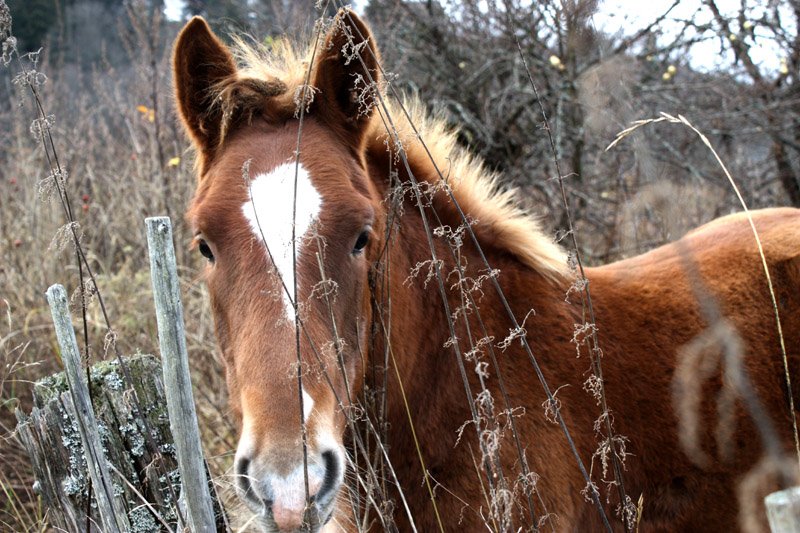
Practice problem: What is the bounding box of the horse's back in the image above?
[673,206,796,312]
[596,207,800,319]
[584,207,799,531]
[605,207,798,270]
[687,205,800,243]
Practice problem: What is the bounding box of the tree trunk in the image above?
[773,141,800,207]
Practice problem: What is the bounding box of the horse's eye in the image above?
[198,239,215,263]
[353,230,369,255]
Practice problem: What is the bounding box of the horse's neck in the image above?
[378,186,572,406]
[366,147,577,396]
[367,195,584,528]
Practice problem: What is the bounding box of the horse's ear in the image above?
[173,17,237,156]
[312,9,381,148]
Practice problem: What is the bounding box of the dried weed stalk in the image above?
[608,112,799,466]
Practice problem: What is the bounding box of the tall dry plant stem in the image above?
[507,16,633,531]
[302,10,440,528]
[607,112,800,467]
[291,9,321,511]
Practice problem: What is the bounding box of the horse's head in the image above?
[174,11,383,531]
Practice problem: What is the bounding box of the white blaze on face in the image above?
[242,162,322,318]
[302,388,314,423]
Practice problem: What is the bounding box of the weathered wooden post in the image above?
[15,352,184,532]
[766,486,800,532]
[147,216,217,533]
[44,284,129,532]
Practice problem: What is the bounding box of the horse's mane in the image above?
[217,32,568,283]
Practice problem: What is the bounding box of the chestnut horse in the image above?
[173,9,800,533]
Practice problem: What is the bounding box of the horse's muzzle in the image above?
[235,448,342,532]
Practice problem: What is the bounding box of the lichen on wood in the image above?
[14,353,213,532]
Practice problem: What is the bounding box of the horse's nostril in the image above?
[236,457,256,500]
[236,457,249,477]
[315,450,341,504]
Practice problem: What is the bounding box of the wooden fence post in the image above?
[45,284,129,532]
[146,216,217,533]
[766,486,800,532]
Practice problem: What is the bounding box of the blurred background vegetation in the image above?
[0,0,797,530]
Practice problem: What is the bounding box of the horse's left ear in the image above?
[173,17,237,163]
[312,9,381,149]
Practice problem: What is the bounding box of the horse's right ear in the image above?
[173,17,237,157]
[311,9,381,152]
